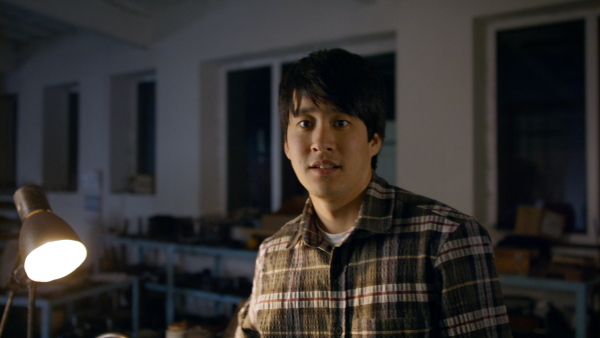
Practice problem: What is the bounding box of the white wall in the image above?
[5,0,584,262]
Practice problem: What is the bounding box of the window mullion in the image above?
[271,62,282,213]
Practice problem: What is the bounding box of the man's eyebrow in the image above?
[294,106,317,115]
[293,103,344,116]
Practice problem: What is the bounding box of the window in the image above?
[224,45,396,214]
[227,66,272,214]
[43,84,79,191]
[481,7,599,243]
[110,71,156,194]
[0,94,17,190]
[136,80,156,178]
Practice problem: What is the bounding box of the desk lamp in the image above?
[0,184,87,338]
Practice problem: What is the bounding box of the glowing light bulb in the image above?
[24,240,87,282]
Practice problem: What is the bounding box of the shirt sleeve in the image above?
[235,300,257,337]
[235,246,265,337]
[434,219,513,337]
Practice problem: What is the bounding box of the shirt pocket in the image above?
[352,316,432,337]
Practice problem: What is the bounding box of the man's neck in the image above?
[311,189,366,234]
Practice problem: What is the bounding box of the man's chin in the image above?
[306,184,342,200]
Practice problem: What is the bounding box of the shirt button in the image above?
[333,325,343,337]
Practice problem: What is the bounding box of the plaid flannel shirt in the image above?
[237,173,511,337]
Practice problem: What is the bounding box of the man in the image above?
[236,48,511,337]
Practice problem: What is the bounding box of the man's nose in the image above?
[311,124,334,152]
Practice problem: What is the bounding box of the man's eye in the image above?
[334,120,349,127]
[298,120,313,128]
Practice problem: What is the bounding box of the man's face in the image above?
[284,96,382,203]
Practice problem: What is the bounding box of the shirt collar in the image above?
[354,172,396,234]
[286,172,396,249]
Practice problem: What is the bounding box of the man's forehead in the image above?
[292,95,341,115]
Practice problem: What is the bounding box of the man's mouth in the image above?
[311,165,338,169]
[309,160,340,170]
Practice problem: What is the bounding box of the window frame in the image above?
[109,70,157,194]
[484,8,599,244]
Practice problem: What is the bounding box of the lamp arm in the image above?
[0,290,16,337]
[27,282,36,338]
[0,254,22,338]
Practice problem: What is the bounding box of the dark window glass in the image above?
[43,86,79,192]
[496,20,586,232]
[227,67,272,214]
[67,92,79,191]
[0,94,17,189]
[137,81,156,176]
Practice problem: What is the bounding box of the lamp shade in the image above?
[14,185,87,282]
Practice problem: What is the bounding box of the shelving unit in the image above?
[499,274,600,338]
[0,277,139,338]
[103,236,257,326]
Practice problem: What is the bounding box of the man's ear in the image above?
[369,133,383,157]
[284,139,291,160]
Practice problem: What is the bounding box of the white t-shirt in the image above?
[318,226,354,246]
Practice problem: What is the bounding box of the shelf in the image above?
[500,274,596,293]
[175,244,257,259]
[104,236,256,325]
[105,235,257,259]
[499,274,600,338]
[0,277,139,338]
[145,283,245,304]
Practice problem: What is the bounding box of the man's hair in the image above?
[279,48,388,169]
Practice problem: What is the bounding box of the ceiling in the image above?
[0,0,375,71]
[1,1,76,44]
[0,0,209,48]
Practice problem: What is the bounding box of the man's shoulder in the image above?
[371,173,475,223]
[386,188,490,249]
[257,214,302,250]
[395,188,475,223]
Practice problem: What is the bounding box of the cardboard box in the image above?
[494,247,537,275]
[260,214,296,231]
[231,226,279,250]
[132,174,154,194]
[514,206,565,240]
[539,264,593,281]
[514,206,544,236]
[540,210,565,240]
